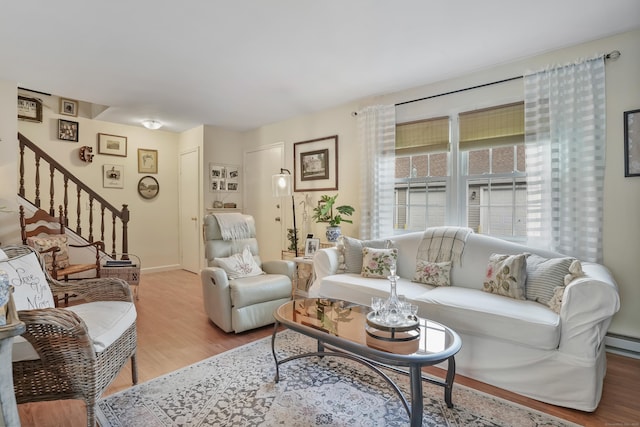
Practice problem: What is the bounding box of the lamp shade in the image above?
[272,173,292,197]
[142,119,162,130]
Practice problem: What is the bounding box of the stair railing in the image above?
[18,133,130,258]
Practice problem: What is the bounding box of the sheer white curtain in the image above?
[524,56,606,262]
[357,105,396,239]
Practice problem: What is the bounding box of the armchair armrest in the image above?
[48,276,133,303]
[558,263,620,359]
[262,260,295,278]
[17,308,96,362]
[200,266,233,332]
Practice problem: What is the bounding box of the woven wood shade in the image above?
[459,102,524,150]
[396,116,449,154]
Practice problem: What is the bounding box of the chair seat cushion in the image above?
[12,300,137,362]
[230,274,291,308]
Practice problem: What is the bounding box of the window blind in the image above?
[459,102,524,150]
[396,116,449,155]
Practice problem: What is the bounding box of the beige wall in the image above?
[203,125,244,211]
[241,29,640,339]
[13,91,182,272]
[0,82,18,244]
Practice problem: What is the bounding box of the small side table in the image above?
[292,257,315,298]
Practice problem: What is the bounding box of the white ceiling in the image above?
[2,1,639,133]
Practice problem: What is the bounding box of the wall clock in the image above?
[138,175,159,199]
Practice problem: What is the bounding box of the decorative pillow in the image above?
[413,260,452,287]
[0,251,55,310]
[214,246,264,280]
[337,236,393,274]
[361,247,398,279]
[26,235,70,272]
[525,255,580,305]
[545,259,585,314]
[482,253,527,300]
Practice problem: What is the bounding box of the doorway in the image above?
[179,147,201,273]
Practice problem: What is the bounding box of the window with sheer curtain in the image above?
[394,102,526,238]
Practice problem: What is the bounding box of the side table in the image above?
[292,257,315,298]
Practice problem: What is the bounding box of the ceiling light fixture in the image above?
[141,119,162,130]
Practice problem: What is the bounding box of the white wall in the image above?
[241,29,640,340]
[0,81,18,244]
[202,125,243,211]
[15,91,181,272]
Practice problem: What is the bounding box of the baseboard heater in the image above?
[605,333,640,359]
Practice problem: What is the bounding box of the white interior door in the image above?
[244,143,285,261]
[179,147,201,273]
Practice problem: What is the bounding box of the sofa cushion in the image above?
[482,253,527,300]
[526,254,576,305]
[337,236,391,274]
[12,300,137,361]
[361,247,398,278]
[413,260,452,287]
[415,286,560,350]
[214,246,264,279]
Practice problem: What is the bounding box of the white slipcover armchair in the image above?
[201,214,294,333]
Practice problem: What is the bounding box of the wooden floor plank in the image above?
[16,269,640,426]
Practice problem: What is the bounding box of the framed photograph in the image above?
[293,135,338,192]
[138,149,158,173]
[304,238,320,258]
[138,175,159,199]
[103,164,124,188]
[209,163,240,192]
[98,133,127,157]
[17,95,43,122]
[624,109,640,177]
[58,119,79,142]
[60,98,78,116]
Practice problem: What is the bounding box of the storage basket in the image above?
[100,254,141,299]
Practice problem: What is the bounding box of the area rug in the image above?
[96,330,580,427]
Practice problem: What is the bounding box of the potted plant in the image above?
[312,194,355,242]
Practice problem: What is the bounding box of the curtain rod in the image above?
[391,50,621,109]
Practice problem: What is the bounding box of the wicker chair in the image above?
[3,245,137,427]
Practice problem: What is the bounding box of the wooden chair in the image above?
[19,205,104,305]
[4,245,137,427]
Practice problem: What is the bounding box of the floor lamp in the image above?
[272,168,298,256]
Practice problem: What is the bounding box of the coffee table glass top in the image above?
[275,298,459,357]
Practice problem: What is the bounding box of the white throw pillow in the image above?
[0,251,55,310]
[361,247,398,279]
[214,246,264,280]
[413,260,452,287]
[525,254,578,305]
[482,253,527,300]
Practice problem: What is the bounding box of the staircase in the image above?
[18,133,130,258]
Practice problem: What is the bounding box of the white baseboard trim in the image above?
[141,264,182,274]
[605,333,640,359]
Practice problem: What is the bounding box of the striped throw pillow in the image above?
[525,255,575,305]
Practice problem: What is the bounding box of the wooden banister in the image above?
[18,133,130,258]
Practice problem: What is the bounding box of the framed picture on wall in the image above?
[103,164,124,188]
[624,109,640,177]
[293,135,338,192]
[59,98,78,117]
[98,133,127,157]
[138,149,158,173]
[58,119,79,142]
[17,95,43,122]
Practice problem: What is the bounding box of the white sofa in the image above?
[309,229,620,411]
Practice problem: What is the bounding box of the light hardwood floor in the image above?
[17,269,640,427]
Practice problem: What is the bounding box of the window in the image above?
[394,102,526,238]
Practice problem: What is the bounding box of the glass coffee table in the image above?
[272,298,462,427]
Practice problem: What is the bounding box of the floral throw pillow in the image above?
[26,235,71,272]
[214,246,264,280]
[482,253,527,300]
[361,247,398,279]
[413,260,452,287]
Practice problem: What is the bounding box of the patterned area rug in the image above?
[97,330,580,427]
